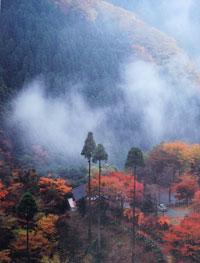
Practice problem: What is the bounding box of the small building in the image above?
[71,184,87,216]
[67,197,76,212]
[72,184,87,202]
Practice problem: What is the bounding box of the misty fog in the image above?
[10,59,200,166]
[8,0,200,167]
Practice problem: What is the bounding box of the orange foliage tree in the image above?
[162,141,190,165]
[164,213,200,262]
[12,230,51,262]
[39,177,72,214]
[172,173,198,205]
[38,214,59,237]
[0,170,75,262]
[1,182,24,212]
[39,177,71,195]
[146,141,200,185]
[0,250,11,263]
[146,141,190,186]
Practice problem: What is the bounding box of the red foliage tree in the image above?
[172,173,198,205]
[91,171,144,223]
[164,213,200,262]
[91,171,143,202]
[0,180,8,200]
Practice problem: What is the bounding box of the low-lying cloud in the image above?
[121,59,200,145]
[11,80,107,160]
[10,57,200,168]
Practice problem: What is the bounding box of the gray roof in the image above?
[72,184,87,201]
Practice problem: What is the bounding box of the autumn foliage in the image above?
[123,208,144,224]
[0,169,72,262]
[164,213,200,262]
[0,250,11,263]
[146,141,200,186]
[192,190,200,213]
[91,171,144,201]
[172,173,198,204]
[1,140,200,262]
[0,180,8,200]
[38,214,59,236]
[39,177,71,195]
[12,230,51,260]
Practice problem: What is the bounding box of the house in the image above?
[70,184,87,216]
[66,184,87,212]
[72,184,87,202]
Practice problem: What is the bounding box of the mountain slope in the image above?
[1,0,199,99]
[0,0,200,167]
[55,0,200,85]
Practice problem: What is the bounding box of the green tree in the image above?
[125,147,144,171]
[125,147,144,263]
[81,132,96,241]
[17,192,37,263]
[93,144,108,258]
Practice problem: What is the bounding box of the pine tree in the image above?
[93,144,108,258]
[17,192,37,263]
[125,147,144,263]
[81,132,96,241]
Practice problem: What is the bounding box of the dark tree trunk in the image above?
[132,166,137,263]
[155,195,158,216]
[26,218,30,263]
[97,160,101,258]
[158,184,161,204]
[169,186,171,204]
[88,158,92,241]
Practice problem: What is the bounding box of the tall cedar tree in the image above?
[93,144,108,257]
[81,132,96,240]
[125,147,144,263]
[17,192,37,263]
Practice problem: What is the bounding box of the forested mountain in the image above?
[0,0,131,105]
[1,0,199,100]
[0,0,200,167]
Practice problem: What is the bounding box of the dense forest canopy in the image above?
[0,0,130,103]
[1,0,200,168]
